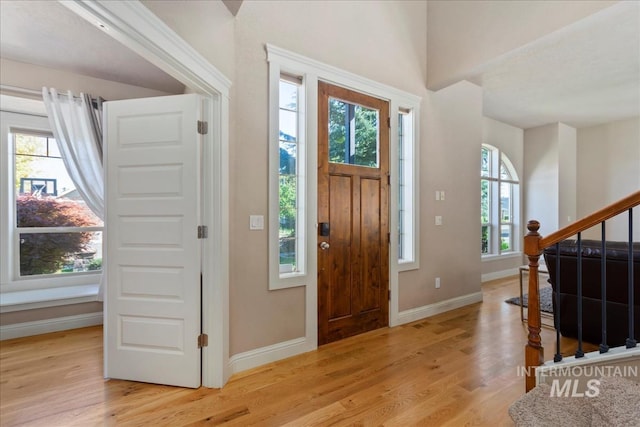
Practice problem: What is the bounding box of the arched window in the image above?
[481,144,520,255]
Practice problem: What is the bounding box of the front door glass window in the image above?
[328,98,379,168]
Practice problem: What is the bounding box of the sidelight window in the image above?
[397,109,416,267]
[278,76,303,276]
[269,67,307,289]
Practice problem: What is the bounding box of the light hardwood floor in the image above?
[0,277,593,426]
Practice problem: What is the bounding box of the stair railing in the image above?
[523,190,640,392]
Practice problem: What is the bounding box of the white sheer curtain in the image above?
[42,87,106,299]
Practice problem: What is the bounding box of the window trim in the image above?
[1,103,102,297]
[268,64,307,289]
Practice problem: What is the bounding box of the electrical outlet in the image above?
[435,277,441,289]
[435,216,443,226]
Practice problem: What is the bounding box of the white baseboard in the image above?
[228,292,483,375]
[396,291,483,325]
[482,268,519,282]
[229,336,315,375]
[0,312,103,340]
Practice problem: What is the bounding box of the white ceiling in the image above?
[1,1,638,130]
[0,0,185,94]
[469,1,640,129]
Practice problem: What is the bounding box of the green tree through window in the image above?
[328,99,378,167]
[278,79,300,271]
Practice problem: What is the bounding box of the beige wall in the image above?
[524,122,578,237]
[141,0,235,82]
[230,0,429,355]
[484,117,524,177]
[426,0,616,89]
[524,124,560,236]
[0,58,178,100]
[577,117,640,240]
[147,0,483,355]
[399,81,483,311]
[558,123,577,227]
[523,118,639,243]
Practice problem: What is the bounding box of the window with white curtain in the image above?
[1,105,103,296]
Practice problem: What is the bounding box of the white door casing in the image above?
[62,0,231,387]
[104,94,203,388]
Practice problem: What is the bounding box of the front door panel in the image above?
[318,82,390,345]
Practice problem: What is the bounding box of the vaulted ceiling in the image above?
[468,1,639,129]
[1,0,638,129]
[0,0,184,94]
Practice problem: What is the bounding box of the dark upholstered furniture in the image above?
[543,239,640,347]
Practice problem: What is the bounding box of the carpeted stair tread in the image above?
[590,376,640,426]
[510,376,640,426]
[509,383,593,427]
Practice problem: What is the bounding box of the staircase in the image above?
[511,191,640,426]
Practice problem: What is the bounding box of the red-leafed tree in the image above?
[17,195,100,276]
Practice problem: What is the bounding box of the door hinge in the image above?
[387,116,391,128]
[388,290,391,301]
[197,225,208,239]
[387,174,391,185]
[197,120,208,135]
[387,232,391,244]
[198,333,209,348]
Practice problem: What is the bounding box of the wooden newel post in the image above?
[524,220,544,392]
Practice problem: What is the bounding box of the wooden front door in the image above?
[317,82,390,345]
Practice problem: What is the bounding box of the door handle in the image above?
[319,241,330,250]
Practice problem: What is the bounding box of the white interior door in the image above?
[104,94,203,388]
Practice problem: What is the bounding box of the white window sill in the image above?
[0,284,100,313]
[398,260,419,272]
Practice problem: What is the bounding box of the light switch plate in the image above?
[250,215,264,230]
